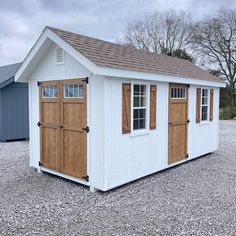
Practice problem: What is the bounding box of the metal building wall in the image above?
[0,82,29,142]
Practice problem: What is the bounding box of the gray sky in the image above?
[0,0,235,65]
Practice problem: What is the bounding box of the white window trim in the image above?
[171,87,186,99]
[42,85,58,98]
[63,84,84,98]
[56,47,65,65]
[130,81,150,136]
[200,87,210,124]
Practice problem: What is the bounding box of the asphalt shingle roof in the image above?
[48,26,221,83]
[0,62,21,86]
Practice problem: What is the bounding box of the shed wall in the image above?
[0,90,3,140]
[0,82,29,141]
[27,43,108,188]
[102,78,220,190]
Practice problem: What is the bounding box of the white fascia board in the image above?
[15,27,97,82]
[95,66,226,88]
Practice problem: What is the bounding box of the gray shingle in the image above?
[0,63,21,86]
[48,26,221,83]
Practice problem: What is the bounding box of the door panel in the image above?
[39,79,87,180]
[62,130,87,178]
[168,84,189,165]
[41,127,60,170]
[39,81,61,171]
[60,79,87,178]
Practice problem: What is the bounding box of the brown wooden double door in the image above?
[39,79,87,179]
[168,83,189,165]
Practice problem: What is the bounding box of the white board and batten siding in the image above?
[100,78,219,190]
[27,42,220,192]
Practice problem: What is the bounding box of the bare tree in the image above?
[120,9,193,60]
[191,9,236,107]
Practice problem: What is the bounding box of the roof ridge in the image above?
[47,26,192,64]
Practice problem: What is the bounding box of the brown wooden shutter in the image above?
[196,88,201,123]
[150,85,157,129]
[210,89,214,121]
[122,83,131,134]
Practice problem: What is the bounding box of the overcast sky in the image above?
[0,0,235,65]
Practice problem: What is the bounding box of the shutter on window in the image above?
[196,88,201,123]
[210,89,214,121]
[122,83,131,134]
[150,85,157,129]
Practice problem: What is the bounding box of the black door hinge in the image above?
[82,77,89,84]
[82,126,90,133]
[37,81,42,87]
[186,119,190,124]
[186,154,189,158]
[39,161,42,166]
[37,121,41,127]
[83,175,89,182]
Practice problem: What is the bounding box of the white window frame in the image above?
[64,84,84,98]
[42,85,58,98]
[200,88,210,123]
[171,87,186,99]
[130,81,150,136]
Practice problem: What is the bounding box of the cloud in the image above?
[0,0,235,65]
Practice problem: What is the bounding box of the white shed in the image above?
[15,26,225,192]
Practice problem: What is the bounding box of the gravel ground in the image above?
[0,121,236,235]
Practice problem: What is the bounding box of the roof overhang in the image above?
[0,77,14,89]
[15,27,226,88]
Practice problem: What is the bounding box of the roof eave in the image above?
[0,77,15,89]
[95,65,226,88]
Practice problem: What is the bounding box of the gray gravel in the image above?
[1,121,236,235]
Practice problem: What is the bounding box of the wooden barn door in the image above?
[39,81,61,171]
[60,80,87,179]
[168,84,189,165]
[39,79,87,180]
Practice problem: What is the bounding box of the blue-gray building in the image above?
[0,62,29,142]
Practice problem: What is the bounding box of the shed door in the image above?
[39,79,87,179]
[168,84,189,165]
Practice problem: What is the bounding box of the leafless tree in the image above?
[120,9,193,59]
[191,9,236,106]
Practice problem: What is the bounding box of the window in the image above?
[132,84,148,131]
[64,84,84,98]
[56,47,64,64]
[201,88,209,121]
[42,85,57,98]
[171,87,186,99]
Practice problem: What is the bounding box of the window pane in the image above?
[202,89,208,96]
[133,119,139,130]
[140,96,146,107]
[79,85,84,97]
[139,118,146,129]
[133,96,139,107]
[134,85,140,95]
[69,85,74,97]
[54,86,58,97]
[65,85,69,97]
[202,97,208,105]
[201,106,208,121]
[74,84,79,97]
[140,85,146,95]
[49,86,52,97]
[43,86,49,97]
